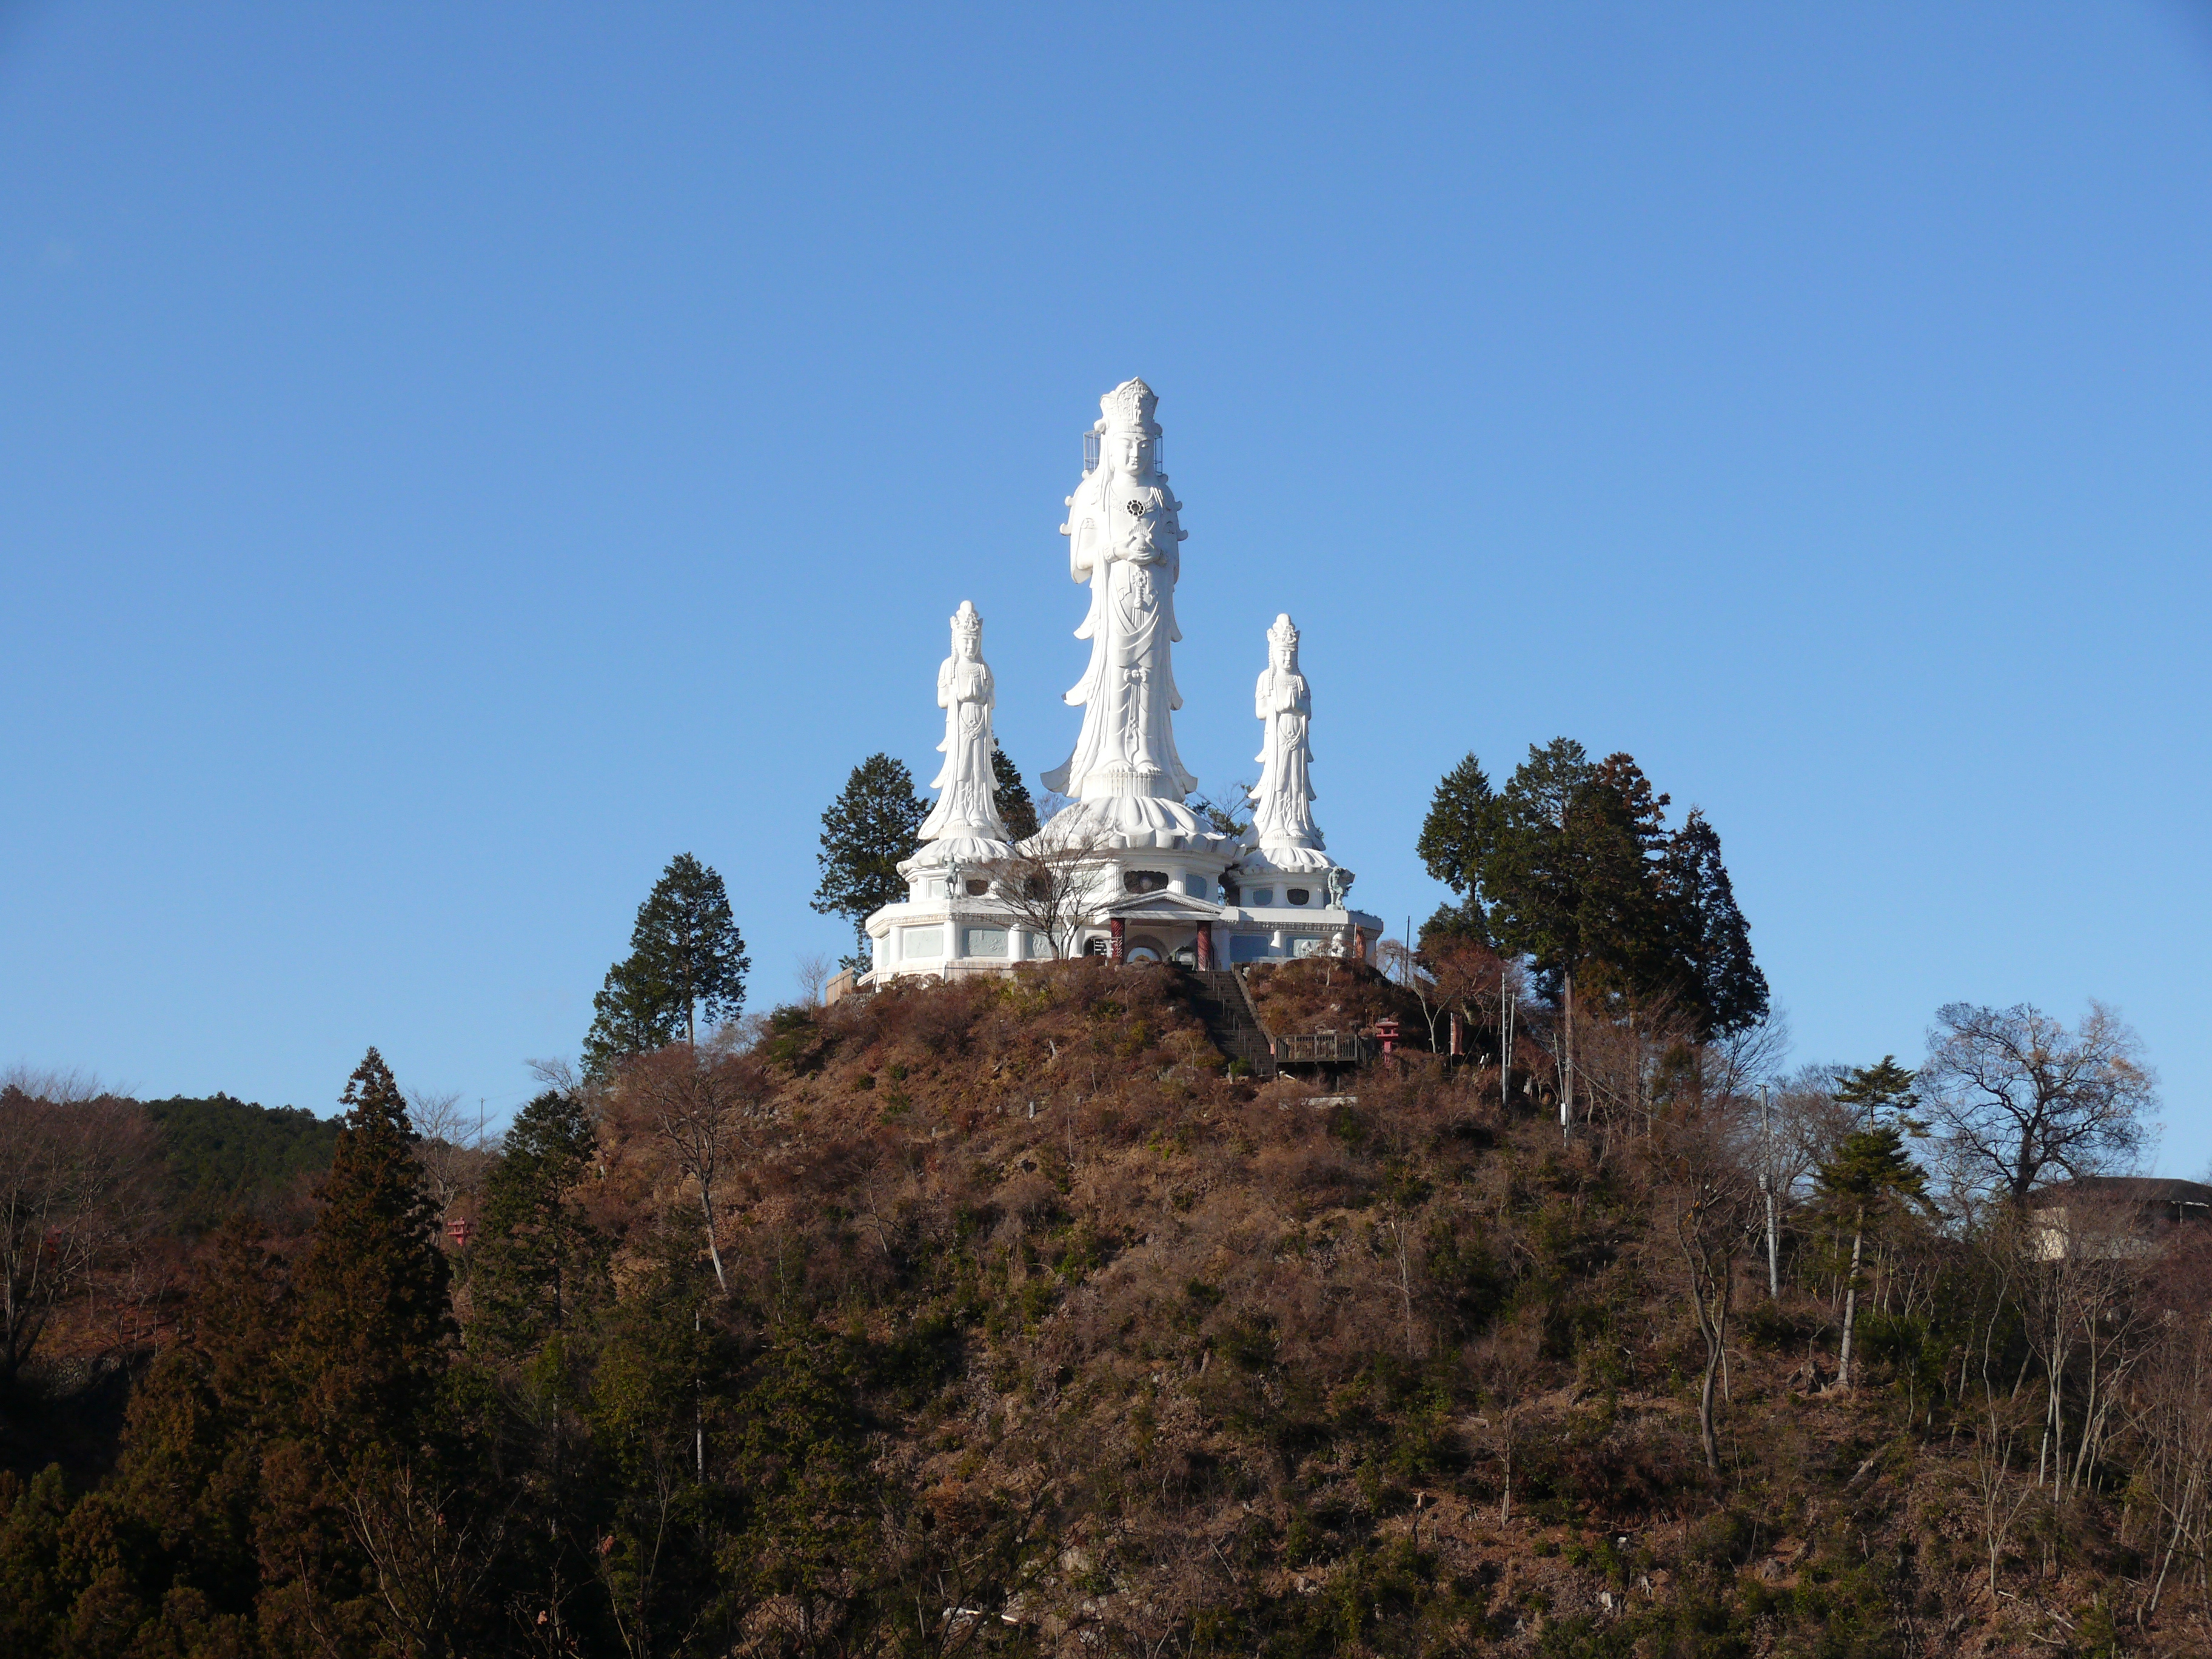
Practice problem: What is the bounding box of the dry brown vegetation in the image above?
[535,963,2205,1655]
[6,968,2200,1657]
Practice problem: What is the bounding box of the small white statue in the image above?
[1044,378,1198,806]
[916,602,1013,863]
[1245,614,1332,873]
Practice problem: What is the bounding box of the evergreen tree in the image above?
[1478,740,1659,1004]
[811,754,927,967]
[583,854,749,1074]
[582,955,680,1079]
[586,1242,736,1654]
[1415,740,1766,1036]
[284,1048,454,1457]
[0,1466,70,1653]
[1660,809,1771,1039]
[1558,751,1677,1004]
[470,1090,605,1362]
[1819,1058,1929,1388]
[92,1216,292,1637]
[631,853,748,1046]
[991,746,1039,842]
[468,1089,612,1651]
[1834,1054,1922,1132]
[1416,752,1498,921]
[244,1050,460,1651]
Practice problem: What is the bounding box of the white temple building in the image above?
[862,380,1383,983]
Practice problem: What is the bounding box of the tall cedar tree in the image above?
[1416,740,1768,1039]
[811,753,927,966]
[991,746,1040,842]
[637,853,748,1045]
[284,1048,454,1457]
[1660,808,1770,1037]
[241,1051,460,1650]
[467,1088,611,1650]
[581,956,679,1078]
[469,1089,606,1362]
[1471,740,1664,1006]
[1414,752,1497,947]
[583,853,749,1074]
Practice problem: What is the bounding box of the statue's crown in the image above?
[1099,377,1159,435]
[951,599,983,643]
[1269,612,1300,651]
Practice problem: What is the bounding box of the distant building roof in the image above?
[2029,1176,2212,1208]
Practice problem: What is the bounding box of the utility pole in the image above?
[1500,988,1515,1113]
[1560,977,1575,1145]
[1760,1084,1780,1298]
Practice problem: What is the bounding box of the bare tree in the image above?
[2020,1193,2148,1493]
[796,952,835,1007]
[1571,992,1703,1161]
[1465,1307,1543,1524]
[404,1087,493,1225]
[975,817,1121,960]
[1971,1393,2038,1601]
[1922,1002,2155,1205]
[1649,1098,1759,1470]
[2134,1241,2212,1616]
[344,1462,506,1658]
[1376,940,1447,1054]
[1704,1006,1792,1109]
[0,1072,157,1387]
[612,1047,768,1295]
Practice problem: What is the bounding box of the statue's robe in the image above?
[1044,464,1197,802]
[1250,664,1322,851]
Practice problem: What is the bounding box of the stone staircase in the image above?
[1187,968,1277,1079]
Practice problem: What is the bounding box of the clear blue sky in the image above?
[4,4,2208,1164]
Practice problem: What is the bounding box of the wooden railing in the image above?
[1273,1032,1375,1066]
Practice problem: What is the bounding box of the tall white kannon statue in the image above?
[851,382,1384,988]
[914,601,1013,863]
[1244,613,1333,874]
[1042,378,1212,841]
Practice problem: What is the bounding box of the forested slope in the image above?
[0,962,2197,1657]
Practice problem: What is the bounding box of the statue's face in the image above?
[1272,641,1294,672]
[1119,432,1148,477]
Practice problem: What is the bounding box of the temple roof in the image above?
[2028,1176,2212,1208]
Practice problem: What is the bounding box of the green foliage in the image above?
[284,1048,455,1456]
[991,745,1039,841]
[1415,752,1496,908]
[1817,1126,1929,1213]
[812,752,928,967]
[584,852,750,1073]
[468,1089,606,1363]
[0,1466,70,1653]
[1657,808,1769,1039]
[1415,740,1769,1037]
[632,851,751,1044]
[142,1094,339,1228]
[581,952,682,1078]
[1834,1055,1920,1131]
[1818,1062,1933,1248]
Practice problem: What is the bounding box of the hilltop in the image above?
[0,962,2194,1656]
